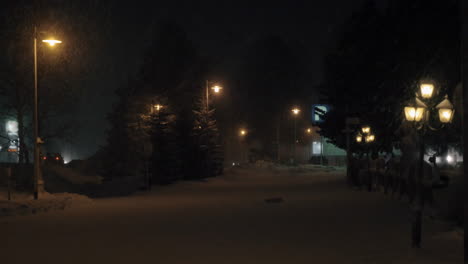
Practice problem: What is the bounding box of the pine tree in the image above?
[192,98,223,179]
[147,101,179,184]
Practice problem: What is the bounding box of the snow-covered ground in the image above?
[0,190,92,217]
[0,166,463,264]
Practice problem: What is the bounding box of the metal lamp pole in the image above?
[291,108,300,164]
[404,82,455,248]
[293,117,297,163]
[33,26,40,200]
[205,80,210,111]
[32,27,62,199]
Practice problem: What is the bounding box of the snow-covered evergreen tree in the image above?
[192,98,223,179]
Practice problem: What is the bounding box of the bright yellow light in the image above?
[154,104,163,111]
[42,39,62,46]
[306,128,312,133]
[404,106,425,122]
[435,95,454,123]
[211,85,222,93]
[356,134,362,143]
[366,134,375,143]
[438,108,453,123]
[292,108,300,115]
[420,83,434,99]
[361,126,371,134]
[240,129,247,136]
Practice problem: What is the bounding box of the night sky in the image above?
[69,0,386,160]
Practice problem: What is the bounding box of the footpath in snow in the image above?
[0,165,463,264]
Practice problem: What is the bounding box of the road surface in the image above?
[1,166,463,264]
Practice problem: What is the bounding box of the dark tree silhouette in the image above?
[318,0,460,153]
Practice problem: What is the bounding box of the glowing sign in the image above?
[6,120,18,135]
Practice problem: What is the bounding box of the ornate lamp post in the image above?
[403,81,454,248]
[355,125,375,191]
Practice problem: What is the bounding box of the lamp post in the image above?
[355,126,375,192]
[403,81,454,248]
[145,103,164,190]
[33,26,62,200]
[291,107,300,164]
[239,128,247,163]
[205,80,222,111]
[305,128,313,162]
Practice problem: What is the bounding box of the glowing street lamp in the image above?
[419,83,434,99]
[365,134,375,143]
[355,125,375,192]
[435,95,455,123]
[212,85,222,93]
[239,129,247,136]
[403,80,456,248]
[33,27,62,200]
[154,104,163,111]
[290,107,301,164]
[404,97,427,122]
[306,128,312,134]
[356,134,363,143]
[205,81,223,111]
[361,126,371,134]
[42,39,62,46]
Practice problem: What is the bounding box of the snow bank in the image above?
[0,191,92,217]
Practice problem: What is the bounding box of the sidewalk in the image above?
[0,167,463,264]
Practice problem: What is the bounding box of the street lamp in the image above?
[355,126,375,192]
[403,81,455,248]
[291,107,300,164]
[361,126,371,134]
[356,134,363,143]
[33,26,62,200]
[153,104,163,112]
[239,129,247,136]
[238,128,248,164]
[42,39,62,46]
[205,80,222,111]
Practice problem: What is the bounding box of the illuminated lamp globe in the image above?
[404,97,427,122]
[420,83,434,99]
[435,95,455,123]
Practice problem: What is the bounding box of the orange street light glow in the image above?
[212,85,222,93]
[42,39,62,46]
[154,104,163,111]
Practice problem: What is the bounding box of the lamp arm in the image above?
[413,122,424,131]
[426,122,444,131]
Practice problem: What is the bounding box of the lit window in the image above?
[312,141,322,155]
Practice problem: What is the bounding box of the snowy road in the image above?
[1,167,463,264]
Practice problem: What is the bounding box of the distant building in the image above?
[309,104,346,166]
